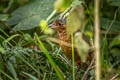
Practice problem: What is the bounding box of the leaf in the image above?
[12,15,41,31]
[110,35,120,48]
[101,18,120,32]
[71,0,82,7]
[107,0,120,7]
[0,78,3,80]
[7,62,19,80]
[101,37,109,66]
[67,5,85,35]
[22,72,39,80]
[3,0,14,13]
[0,14,9,21]
[23,33,32,41]
[0,45,6,54]
[0,22,5,30]
[0,70,14,80]
[0,14,9,29]
[6,0,54,31]
[111,48,120,54]
[74,32,90,62]
[0,61,4,73]
[54,0,71,12]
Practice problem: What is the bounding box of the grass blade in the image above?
[22,72,39,80]
[7,61,19,80]
[35,33,64,80]
[0,70,14,80]
[71,34,75,80]
[16,53,40,75]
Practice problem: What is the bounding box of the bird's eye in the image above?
[58,21,63,27]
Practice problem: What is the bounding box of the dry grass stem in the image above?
[94,0,101,80]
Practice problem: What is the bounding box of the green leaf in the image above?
[7,62,19,80]
[67,5,85,35]
[0,70,14,80]
[0,22,5,30]
[0,61,4,72]
[0,45,6,54]
[23,33,32,41]
[12,15,41,31]
[101,18,120,32]
[74,32,90,62]
[54,0,71,12]
[111,48,120,54]
[0,78,3,80]
[71,0,82,7]
[110,35,120,48]
[0,14,9,21]
[107,0,120,6]
[6,0,54,31]
[3,0,14,13]
[22,72,39,80]
[101,36,109,67]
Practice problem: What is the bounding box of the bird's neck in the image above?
[56,28,71,43]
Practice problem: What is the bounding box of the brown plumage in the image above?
[50,19,93,66]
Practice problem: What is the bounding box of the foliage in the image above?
[54,0,71,12]
[0,0,120,79]
[6,0,54,31]
[67,5,85,35]
[107,0,120,6]
[101,18,120,32]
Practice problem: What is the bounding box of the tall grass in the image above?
[34,33,64,80]
[71,34,75,80]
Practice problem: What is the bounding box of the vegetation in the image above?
[0,0,120,80]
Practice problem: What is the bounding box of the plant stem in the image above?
[94,0,101,80]
[71,34,75,80]
[46,10,56,22]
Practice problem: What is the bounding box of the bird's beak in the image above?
[48,24,55,29]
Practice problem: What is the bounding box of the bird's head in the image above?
[49,19,66,31]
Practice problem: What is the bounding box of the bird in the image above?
[49,19,93,67]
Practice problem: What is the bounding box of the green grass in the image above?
[71,34,75,80]
[0,28,120,79]
[35,33,64,80]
